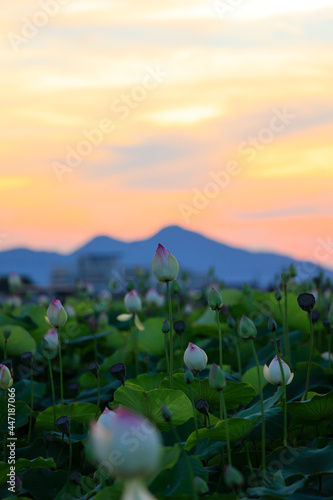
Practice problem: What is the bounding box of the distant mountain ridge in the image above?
[0,225,330,287]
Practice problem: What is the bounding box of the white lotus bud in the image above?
[184,342,208,372]
[263,356,294,385]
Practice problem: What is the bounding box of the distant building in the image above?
[77,254,118,290]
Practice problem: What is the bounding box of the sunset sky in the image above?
[1,1,333,269]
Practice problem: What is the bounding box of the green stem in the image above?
[234,337,242,376]
[48,357,57,429]
[58,329,64,414]
[166,282,174,389]
[67,434,72,493]
[219,391,231,465]
[28,367,34,443]
[95,373,100,419]
[250,339,266,476]
[189,384,199,441]
[216,309,223,369]
[180,333,184,368]
[4,340,7,360]
[304,312,314,400]
[244,440,256,486]
[328,333,331,370]
[164,332,169,380]
[197,372,201,398]
[284,287,291,367]
[131,318,138,377]
[272,336,287,446]
[170,421,197,500]
[93,336,98,362]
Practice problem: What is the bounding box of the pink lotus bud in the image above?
[124,290,142,313]
[8,272,22,290]
[46,298,68,328]
[88,407,161,479]
[0,364,13,390]
[152,244,179,283]
[41,329,59,359]
[263,355,294,385]
[184,342,208,372]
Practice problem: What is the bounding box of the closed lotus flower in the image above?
[184,343,208,372]
[0,364,13,390]
[46,298,68,328]
[41,329,59,359]
[124,290,142,314]
[88,407,161,479]
[152,244,179,283]
[263,356,294,385]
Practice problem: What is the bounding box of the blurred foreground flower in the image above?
[88,407,161,499]
[46,298,68,328]
[263,356,294,385]
[184,343,208,372]
[152,244,179,283]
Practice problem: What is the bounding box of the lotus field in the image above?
[0,244,333,500]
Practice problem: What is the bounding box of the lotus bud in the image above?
[55,416,71,436]
[263,355,294,385]
[224,465,244,490]
[184,343,208,372]
[161,319,170,334]
[195,476,209,496]
[267,316,277,333]
[38,294,49,307]
[124,290,142,314]
[87,361,99,378]
[274,288,282,301]
[209,363,226,391]
[297,293,316,312]
[238,315,257,340]
[65,304,76,318]
[173,320,185,335]
[41,329,59,359]
[195,399,209,415]
[184,369,194,384]
[145,288,165,307]
[20,352,33,368]
[46,298,68,328]
[88,407,161,479]
[289,264,297,278]
[281,272,290,285]
[110,363,126,384]
[208,287,223,310]
[227,315,236,330]
[0,364,13,390]
[152,243,179,283]
[3,328,11,341]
